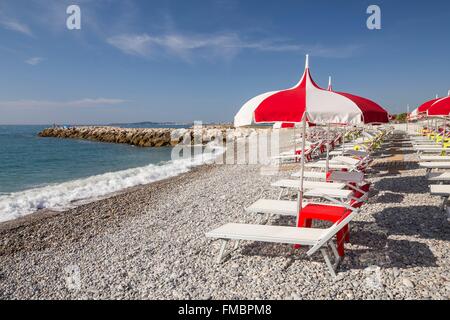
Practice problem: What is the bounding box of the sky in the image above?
[0,0,450,125]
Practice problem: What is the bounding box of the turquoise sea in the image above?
[0,124,217,222]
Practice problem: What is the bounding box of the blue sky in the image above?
[0,0,449,124]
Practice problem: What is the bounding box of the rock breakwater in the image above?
[38,126,263,147]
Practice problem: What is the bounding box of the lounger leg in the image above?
[256,213,266,224]
[441,196,449,211]
[329,242,342,265]
[336,231,345,257]
[344,225,350,243]
[216,239,229,264]
[321,248,337,278]
[304,219,312,228]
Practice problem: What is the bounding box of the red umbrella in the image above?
[427,93,450,116]
[417,96,442,115]
[427,92,450,147]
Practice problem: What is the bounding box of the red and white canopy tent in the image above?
[234,56,389,127]
[233,55,389,227]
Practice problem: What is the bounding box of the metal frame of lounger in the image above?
[206,199,360,277]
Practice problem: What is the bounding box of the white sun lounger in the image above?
[415,147,448,155]
[430,184,450,210]
[420,156,450,162]
[290,170,365,184]
[303,188,353,202]
[293,171,328,180]
[206,209,358,277]
[245,198,355,221]
[329,150,369,158]
[412,141,437,145]
[332,156,362,166]
[420,162,450,173]
[413,144,443,149]
[271,180,345,190]
[246,199,299,217]
[271,180,345,199]
[305,162,353,170]
[428,171,450,182]
[327,171,365,183]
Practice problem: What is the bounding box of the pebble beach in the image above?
[1,139,450,300]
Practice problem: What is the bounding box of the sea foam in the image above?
[0,147,223,223]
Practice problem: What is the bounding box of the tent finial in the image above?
[448,90,450,96]
[305,54,309,69]
[328,76,332,91]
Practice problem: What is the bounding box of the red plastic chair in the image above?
[297,183,371,257]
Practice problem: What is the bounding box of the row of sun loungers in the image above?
[411,128,450,218]
[206,127,391,277]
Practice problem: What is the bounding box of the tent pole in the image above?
[342,126,346,155]
[326,122,330,172]
[443,118,447,148]
[296,113,307,228]
[436,119,439,141]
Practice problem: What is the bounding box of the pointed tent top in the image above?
[305,54,309,69]
[327,76,333,91]
[448,90,450,96]
[436,94,439,99]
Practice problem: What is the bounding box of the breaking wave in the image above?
[0,147,223,223]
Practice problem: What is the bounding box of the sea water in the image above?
[0,125,217,222]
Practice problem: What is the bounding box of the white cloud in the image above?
[25,57,44,65]
[107,34,154,56]
[107,32,361,61]
[0,98,126,108]
[0,17,33,36]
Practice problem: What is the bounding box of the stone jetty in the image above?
[38,126,263,147]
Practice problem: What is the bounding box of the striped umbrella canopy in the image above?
[427,92,450,116]
[234,55,389,127]
[427,92,450,147]
[326,76,389,124]
[413,96,442,117]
